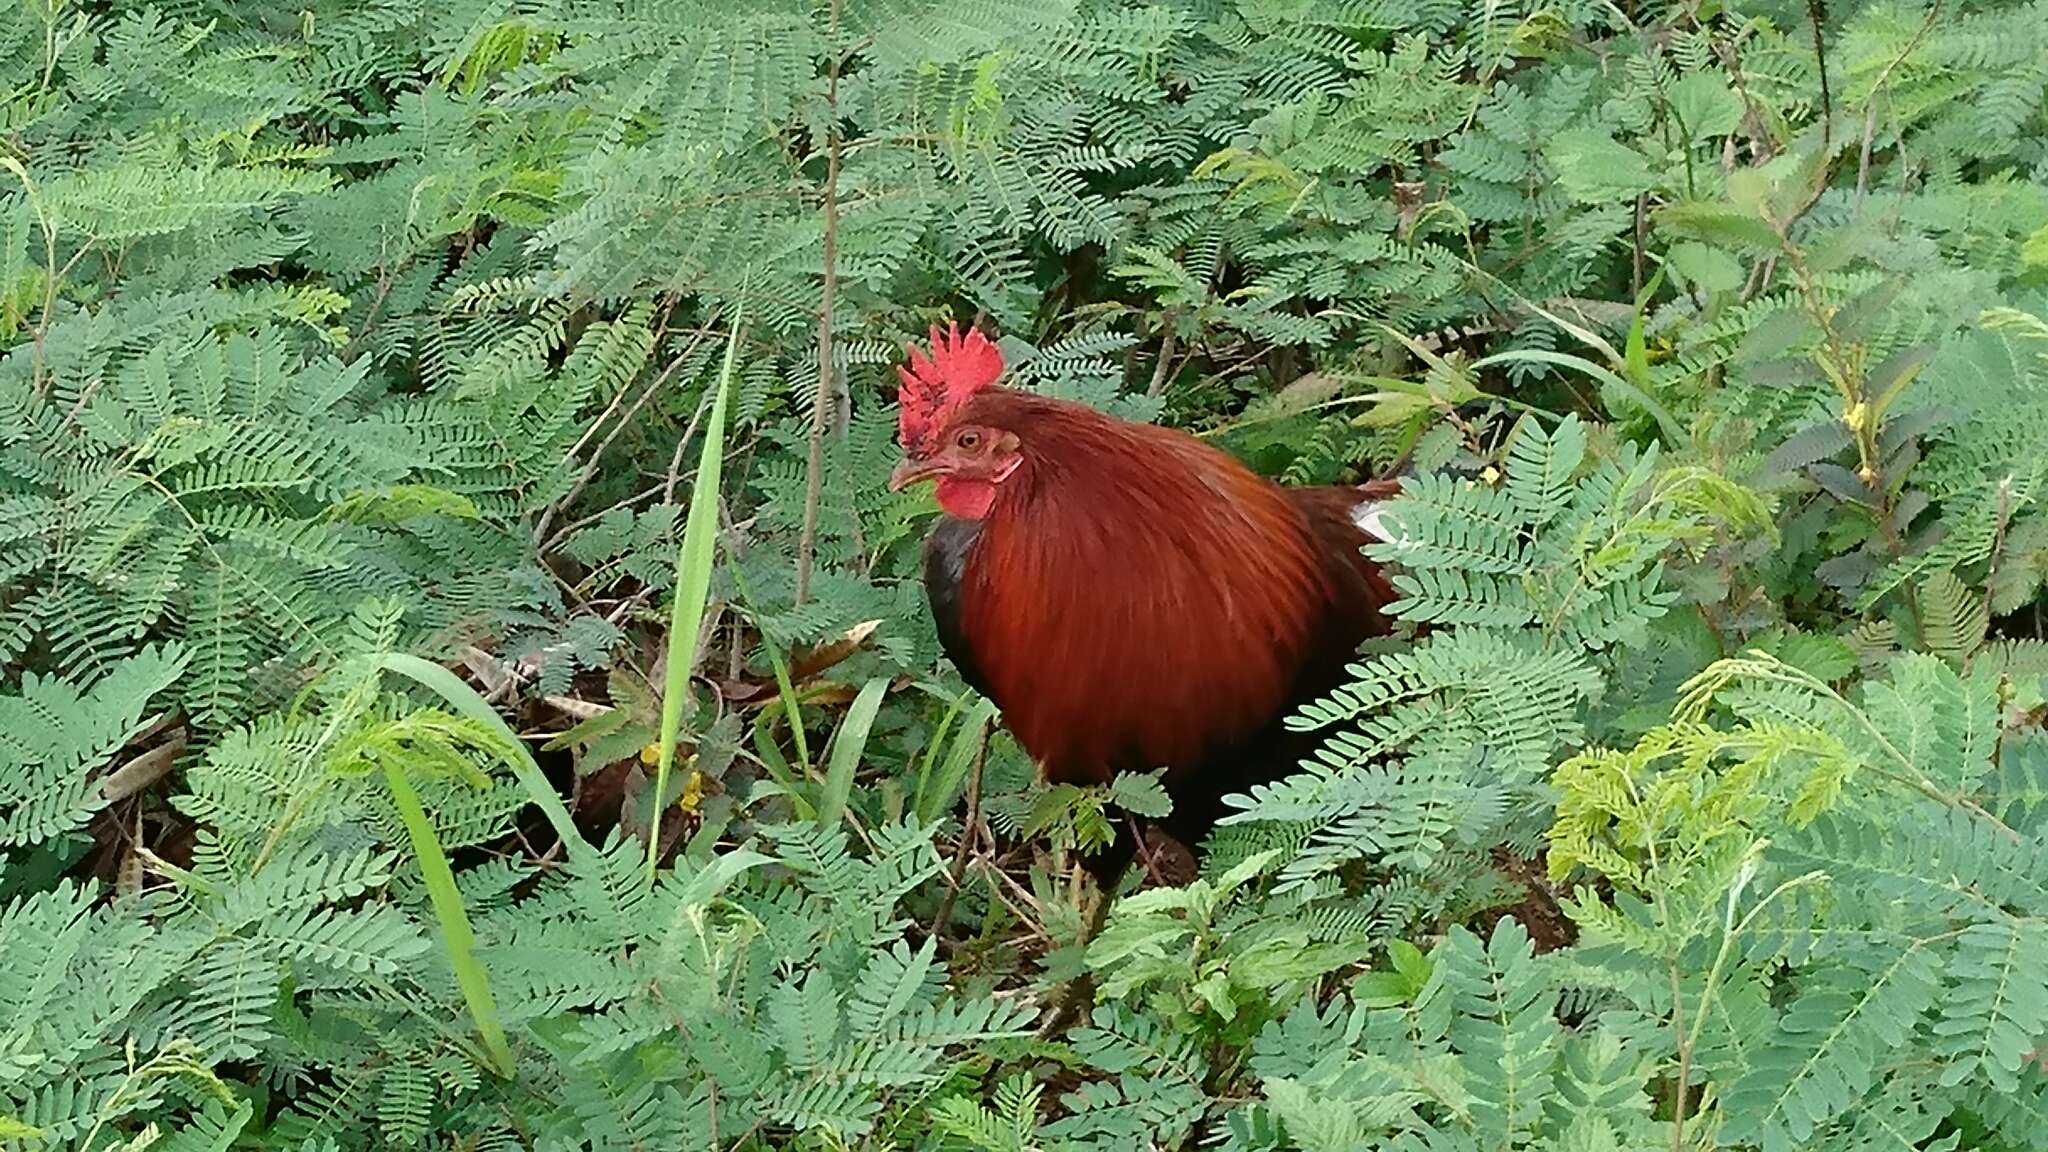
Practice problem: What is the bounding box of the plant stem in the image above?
[1853,2,1940,217]
[796,0,845,607]
[932,741,988,937]
[1669,960,1690,1152]
[1146,310,1180,399]
[1807,0,1833,152]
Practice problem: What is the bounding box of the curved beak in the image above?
[888,457,944,492]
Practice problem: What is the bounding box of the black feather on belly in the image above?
[923,516,990,697]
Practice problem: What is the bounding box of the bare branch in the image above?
[1144,310,1180,399]
[796,0,847,606]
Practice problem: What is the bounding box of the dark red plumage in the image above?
[890,327,1405,889]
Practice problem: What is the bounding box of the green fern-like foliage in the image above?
[1545,646,2048,1152]
[5,0,2048,1147]
[0,645,182,852]
[1220,414,1766,934]
[0,317,560,730]
[1372,414,1769,646]
[0,842,427,1144]
[470,821,1034,1146]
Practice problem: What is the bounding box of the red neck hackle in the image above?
[896,321,1004,456]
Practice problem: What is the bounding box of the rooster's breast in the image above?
[950,500,1342,788]
[922,516,992,698]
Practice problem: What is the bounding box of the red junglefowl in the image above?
[888,323,1408,905]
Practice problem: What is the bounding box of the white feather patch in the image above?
[1352,500,1415,549]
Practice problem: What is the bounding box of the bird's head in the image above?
[888,322,1024,519]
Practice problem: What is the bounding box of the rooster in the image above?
[888,323,1408,903]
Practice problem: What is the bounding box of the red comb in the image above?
[897,322,1003,454]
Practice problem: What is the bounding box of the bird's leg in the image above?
[1041,882,1107,1037]
[1039,821,1137,1036]
[1130,815,1162,884]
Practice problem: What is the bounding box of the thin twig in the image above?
[1853,2,1940,216]
[37,241,99,413]
[1145,311,1180,399]
[1709,28,1778,168]
[561,310,663,465]
[1807,0,1833,152]
[1984,474,2016,606]
[982,862,1056,948]
[339,264,398,364]
[1130,817,1162,883]
[540,383,717,554]
[541,482,669,552]
[1738,254,1777,306]
[931,741,988,935]
[663,412,698,505]
[534,323,712,547]
[1668,961,1693,1152]
[1631,194,1647,301]
[795,0,846,607]
[98,729,189,803]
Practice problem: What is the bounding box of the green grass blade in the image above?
[650,319,743,882]
[371,652,584,858]
[919,695,999,824]
[818,676,888,830]
[1623,265,1666,388]
[730,558,811,777]
[1472,347,1686,443]
[759,631,812,774]
[910,695,964,818]
[380,756,515,1078]
[368,649,600,1080]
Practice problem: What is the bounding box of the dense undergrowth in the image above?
[3,0,2048,1148]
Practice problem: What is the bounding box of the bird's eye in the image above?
[956,431,981,449]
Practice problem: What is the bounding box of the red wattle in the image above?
[935,476,997,520]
